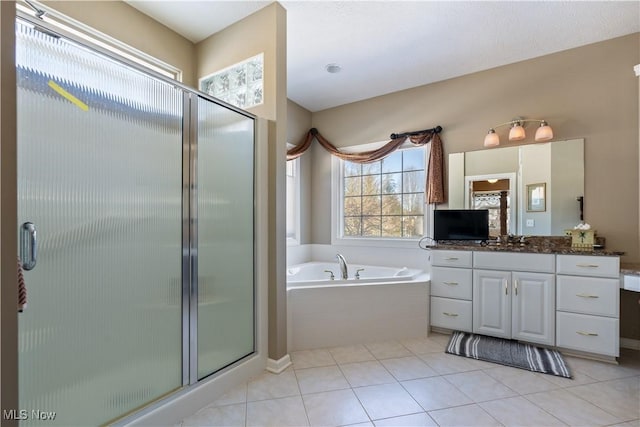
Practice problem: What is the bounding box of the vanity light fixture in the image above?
[484,118,553,147]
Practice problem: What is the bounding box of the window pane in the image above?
[362,216,381,237]
[403,193,424,215]
[382,194,402,215]
[344,162,361,177]
[403,216,424,237]
[361,195,381,216]
[344,196,361,216]
[381,151,402,173]
[382,173,402,194]
[362,175,381,195]
[403,170,425,193]
[402,148,425,171]
[344,217,361,236]
[362,161,381,175]
[382,216,402,237]
[344,176,362,196]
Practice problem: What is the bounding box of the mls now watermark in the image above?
[3,409,57,421]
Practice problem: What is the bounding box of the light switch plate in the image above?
[526,219,535,227]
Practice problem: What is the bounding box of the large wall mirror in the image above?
[448,139,584,236]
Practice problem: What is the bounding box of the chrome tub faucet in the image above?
[336,253,348,279]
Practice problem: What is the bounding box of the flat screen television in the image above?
[434,209,489,241]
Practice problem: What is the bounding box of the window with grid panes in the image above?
[342,147,425,238]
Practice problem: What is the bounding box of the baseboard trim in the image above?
[266,354,292,374]
[620,338,640,350]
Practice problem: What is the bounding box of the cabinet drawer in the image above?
[556,255,619,278]
[430,297,472,332]
[473,252,555,273]
[557,275,619,317]
[431,267,472,300]
[556,312,619,357]
[430,250,472,268]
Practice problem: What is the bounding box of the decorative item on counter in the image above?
[567,222,596,251]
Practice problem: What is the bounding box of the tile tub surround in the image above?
[177,333,640,427]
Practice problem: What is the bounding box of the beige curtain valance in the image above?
[286,127,445,204]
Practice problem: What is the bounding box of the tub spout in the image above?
[336,253,348,279]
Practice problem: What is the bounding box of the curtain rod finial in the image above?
[434,126,442,134]
[310,128,318,136]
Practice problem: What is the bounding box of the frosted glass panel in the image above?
[16,21,183,426]
[197,97,255,379]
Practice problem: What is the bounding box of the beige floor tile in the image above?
[428,403,501,427]
[247,370,300,401]
[541,365,599,387]
[302,389,369,427]
[567,356,640,381]
[444,370,517,402]
[610,420,640,427]
[380,356,438,381]
[207,382,247,407]
[354,383,423,420]
[400,337,445,355]
[479,396,565,426]
[330,344,376,364]
[525,388,622,426]
[246,396,309,427]
[291,348,336,369]
[340,360,396,387]
[419,352,480,374]
[567,376,640,421]
[483,366,559,394]
[365,341,413,360]
[296,365,350,394]
[401,376,472,411]
[182,403,246,427]
[343,422,374,427]
[373,412,437,426]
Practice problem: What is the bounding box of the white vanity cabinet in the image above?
[473,252,556,346]
[556,254,620,357]
[429,250,473,332]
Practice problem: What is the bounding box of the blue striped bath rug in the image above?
[446,331,572,378]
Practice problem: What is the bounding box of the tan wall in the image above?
[287,100,312,244]
[197,3,289,360]
[311,33,640,262]
[42,1,197,87]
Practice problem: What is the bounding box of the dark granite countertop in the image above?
[428,236,624,257]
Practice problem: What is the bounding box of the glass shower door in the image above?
[196,96,255,379]
[16,21,183,425]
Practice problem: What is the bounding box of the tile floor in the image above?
[179,333,640,427]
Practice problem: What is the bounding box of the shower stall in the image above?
[15,14,263,426]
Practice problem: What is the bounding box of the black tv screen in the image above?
[434,209,489,241]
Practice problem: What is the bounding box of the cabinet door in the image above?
[512,272,555,346]
[473,269,511,338]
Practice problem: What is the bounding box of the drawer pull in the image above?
[577,331,599,337]
[443,281,459,286]
[576,263,600,268]
[576,293,599,299]
[445,257,459,261]
[443,312,459,317]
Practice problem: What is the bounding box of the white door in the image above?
[511,272,555,345]
[473,269,511,338]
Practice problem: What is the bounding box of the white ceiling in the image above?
[125,1,640,112]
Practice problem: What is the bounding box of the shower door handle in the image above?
[20,222,37,271]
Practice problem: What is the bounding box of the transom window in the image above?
[341,147,425,238]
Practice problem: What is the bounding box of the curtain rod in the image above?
[390,126,442,140]
[309,126,443,139]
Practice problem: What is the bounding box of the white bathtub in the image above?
[286,262,430,351]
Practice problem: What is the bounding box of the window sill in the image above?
[331,236,422,249]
